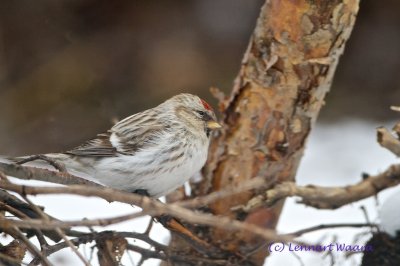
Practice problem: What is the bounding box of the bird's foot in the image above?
[132,189,150,197]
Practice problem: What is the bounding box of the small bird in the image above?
[11,93,221,198]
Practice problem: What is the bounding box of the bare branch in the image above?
[96,234,127,266]
[16,155,67,173]
[0,201,49,248]
[0,162,102,187]
[390,106,400,112]
[34,231,166,260]
[126,244,228,265]
[377,127,400,156]
[2,219,52,266]
[0,188,65,243]
[22,195,90,266]
[0,181,291,244]
[178,177,265,208]
[241,164,400,211]
[0,211,144,230]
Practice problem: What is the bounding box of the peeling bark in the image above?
[168,0,360,265]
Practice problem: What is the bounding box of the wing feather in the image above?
[65,110,166,157]
[65,132,117,157]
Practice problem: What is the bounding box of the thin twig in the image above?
[359,206,372,226]
[0,188,63,242]
[0,162,102,187]
[143,217,154,235]
[0,182,291,244]
[0,201,49,248]
[29,231,168,265]
[178,177,265,208]
[136,218,155,265]
[241,164,400,211]
[22,195,91,266]
[31,231,167,262]
[0,189,42,219]
[16,155,67,173]
[377,127,400,156]
[0,201,31,220]
[0,213,144,230]
[9,225,52,266]
[127,244,228,265]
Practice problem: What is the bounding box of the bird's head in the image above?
[165,93,221,137]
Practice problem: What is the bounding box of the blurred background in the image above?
[1,1,400,265]
[0,0,399,155]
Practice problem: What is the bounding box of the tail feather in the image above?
[0,153,103,186]
[1,154,59,170]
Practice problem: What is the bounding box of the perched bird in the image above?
[10,93,221,198]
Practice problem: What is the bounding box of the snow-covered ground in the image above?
[267,120,400,266]
[4,120,400,265]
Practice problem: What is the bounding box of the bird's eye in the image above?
[196,110,206,117]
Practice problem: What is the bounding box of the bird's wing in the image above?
[65,111,165,157]
[65,132,118,157]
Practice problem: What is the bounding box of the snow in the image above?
[267,120,400,266]
[379,191,400,237]
[3,120,400,265]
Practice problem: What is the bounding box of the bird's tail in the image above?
[0,153,100,184]
[0,154,62,170]
[0,156,12,164]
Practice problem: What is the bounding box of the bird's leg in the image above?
[132,189,150,197]
[16,155,67,172]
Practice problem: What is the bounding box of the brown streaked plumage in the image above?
[14,93,221,197]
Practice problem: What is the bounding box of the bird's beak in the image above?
[206,120,222,129]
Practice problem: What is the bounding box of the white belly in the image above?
[90,142,209,197]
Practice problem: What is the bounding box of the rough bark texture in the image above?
[168,0,360,265]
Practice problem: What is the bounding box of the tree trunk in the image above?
[168,0,360,265]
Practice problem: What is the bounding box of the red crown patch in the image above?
[200,99,213,111]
